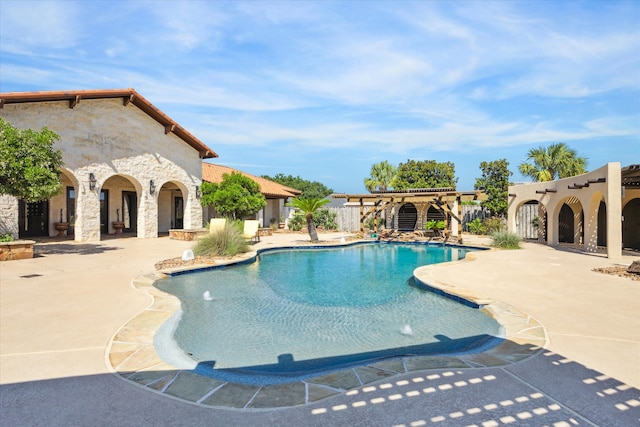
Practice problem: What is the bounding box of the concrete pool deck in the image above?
[1,232,639,426]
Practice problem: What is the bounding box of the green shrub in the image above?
[483,217,505,234]
[425,220,446,231]
[0,233,14,242]
[313,208,338,230]
[467,218,486,235]
[193,221,248,257]
[287,213,305,231]
[491,230,521,249]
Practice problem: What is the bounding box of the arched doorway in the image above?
[558,203,574,243]
[157,181,187,234]
[426,205,445,222]
[622,198,640,251]
[597,201,607,247]
[101,175,141,237]
[398,203,417,231]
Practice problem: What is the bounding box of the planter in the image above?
[0,240,35,261]
[112,221,125,234]
[54,222,70,237]
[169,228,208,241]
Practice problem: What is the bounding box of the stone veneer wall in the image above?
[0,98,204,242]
[0,195,19,237]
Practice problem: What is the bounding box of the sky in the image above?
[1,1,639,194]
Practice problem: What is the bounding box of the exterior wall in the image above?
[508,163,622,259]
[0,195,19,238]
[0,99,203,242]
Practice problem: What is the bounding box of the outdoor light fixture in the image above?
[150,180,156,195]
[195,185,201,199]
[89,173,97,191]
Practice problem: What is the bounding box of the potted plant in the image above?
[112,208,125,234]
[53,208,69,236]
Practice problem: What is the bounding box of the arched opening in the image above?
[514,200,539,240]
[18,168,78,238]
[597,201,607,247]
[101,175,141,237]
[157,181,187,234]
[397,203,417,231]
[558,203,574,243]
[426,205,445,222]
[622,198,640,251]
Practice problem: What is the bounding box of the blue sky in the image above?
[1,1,638,193]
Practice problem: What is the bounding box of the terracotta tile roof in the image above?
[202,163,302,199]
[0,88,218,159]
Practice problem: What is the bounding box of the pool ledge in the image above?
[106,247,548,411]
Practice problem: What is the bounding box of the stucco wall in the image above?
[508,163,623,259]
[0,98,203,241]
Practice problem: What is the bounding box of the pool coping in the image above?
[106,241,548,410]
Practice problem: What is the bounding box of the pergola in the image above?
[334,188,487,243]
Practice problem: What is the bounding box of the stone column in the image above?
[75,183,100,242]
[0,195,19,239]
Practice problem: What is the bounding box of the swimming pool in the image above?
[154,242,504,385]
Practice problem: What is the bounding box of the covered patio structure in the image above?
[334,188,486,243]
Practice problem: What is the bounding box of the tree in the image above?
[200,172,266,220]
[0,118,64,201]
[287,197,330,242]
[390,159,458,190]
[519,142,587,182]
[475,159,512,218]
[262,174,333,199]
[364,160,397,192]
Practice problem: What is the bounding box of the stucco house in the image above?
[0,89,217,242]
[201,163,301,228]
[507,162,640,259]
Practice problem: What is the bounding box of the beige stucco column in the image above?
[605,163,622,259]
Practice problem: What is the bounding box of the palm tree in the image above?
[287,197,330,242]
[519,143,587,182]
[364,161,397,192]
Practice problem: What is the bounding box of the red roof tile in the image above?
[202,163,301,198]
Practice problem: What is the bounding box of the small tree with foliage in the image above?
[475,159,512,218]
[391,160,457,190]
[287,197,330,242]
[364,160,396,192]
[0,118,64,201]
[519,142,587,182]
[262,174,333,199]
[200,172,266,220]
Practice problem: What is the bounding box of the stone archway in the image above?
[101,174,142,237]
[398,203,417,231]
[157,180,188,233]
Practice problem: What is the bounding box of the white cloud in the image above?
[0,0,80,51]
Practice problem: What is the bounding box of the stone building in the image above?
[0,89,217,242]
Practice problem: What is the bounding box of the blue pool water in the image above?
[154,243,503,384]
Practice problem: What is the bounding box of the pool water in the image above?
[154,243,504,384]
